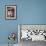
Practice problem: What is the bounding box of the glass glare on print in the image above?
[7,7,14,17]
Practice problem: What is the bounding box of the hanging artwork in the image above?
[5,5,16,20]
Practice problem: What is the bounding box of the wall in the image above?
[0,0,46,44]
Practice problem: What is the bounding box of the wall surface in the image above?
[0,0,46,45]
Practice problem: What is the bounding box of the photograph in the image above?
[18,24,46,46]
[5,5,16,20]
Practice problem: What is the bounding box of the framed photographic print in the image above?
[5,5,16,20]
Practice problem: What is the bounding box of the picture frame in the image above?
[5,5,16,20]
[18,24,46,42]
